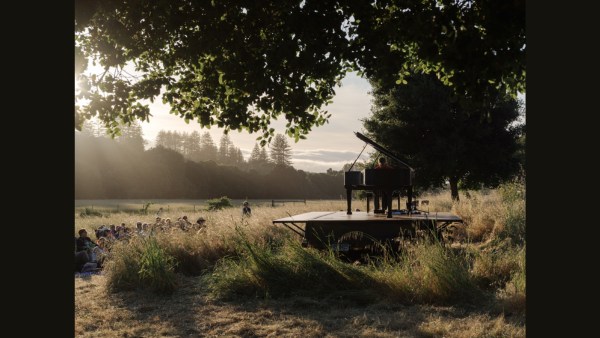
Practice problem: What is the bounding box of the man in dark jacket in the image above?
[76,229,97,252]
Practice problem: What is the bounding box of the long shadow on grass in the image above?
[192,236,525,336]
[104,235,524,336]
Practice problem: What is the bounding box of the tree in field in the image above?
[199,132,218,162]
[270,134,293,167]
[75,1,525,140]
[364,73,523,201]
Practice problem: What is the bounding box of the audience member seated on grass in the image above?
[75,237,86,272]
[152,217,166,232]
[194,217,207,232]
[139,223,150,236]
[178,216,192,231]
[91,237,109,268]
[75,249,90,272]
[117,226,131,240]
[109,224,117,237]
[75,231,102,273]
[95,226,110,240]
[77,229,97,253]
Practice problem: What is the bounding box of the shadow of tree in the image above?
[100,275,524,337]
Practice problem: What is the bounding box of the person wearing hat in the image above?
[242,201,252,216]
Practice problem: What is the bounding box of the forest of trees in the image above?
[75,124,344,200]
[152,128,294,173]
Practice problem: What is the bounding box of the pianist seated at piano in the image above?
[375,157,392,169]
[374,157,393,212]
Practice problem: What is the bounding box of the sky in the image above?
[140,72,375,173]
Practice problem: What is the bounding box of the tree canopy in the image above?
[364,73,524,200]
[75,0,525,143]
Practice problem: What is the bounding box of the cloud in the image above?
[292,159,350,172]
[289,148,372,173]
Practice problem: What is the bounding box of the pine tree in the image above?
[183,131,202,161]
[218,133,233,165]
[199,132,218,162]
[270,134,292,166]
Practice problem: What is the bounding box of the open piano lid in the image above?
[355,132,414,171]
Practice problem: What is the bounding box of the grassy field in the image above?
[75,198,309,215]
[75,183,525,337]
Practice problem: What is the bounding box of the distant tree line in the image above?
[154,129,293,172]
[75,127,344,200]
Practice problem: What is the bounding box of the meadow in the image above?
[75,181,525,337]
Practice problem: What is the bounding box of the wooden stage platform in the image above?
[273,211,463,251]
[273,211,462,224]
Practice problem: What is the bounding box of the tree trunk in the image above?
[449,177,460,201]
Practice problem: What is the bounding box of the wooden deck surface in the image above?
[273,211,462,223]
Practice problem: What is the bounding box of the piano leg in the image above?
[385,189,393,218]
[406,186,413,213]
[346,188,353,215]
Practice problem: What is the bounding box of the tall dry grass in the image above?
[75,182,525,308]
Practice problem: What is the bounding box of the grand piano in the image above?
[344,132,415,218]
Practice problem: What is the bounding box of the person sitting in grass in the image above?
[109,224,117,237]
[194,217,207,232]
[76,229,100,271]
[75,237,89,272]
[91,237,109,269]
[119,226,132,241]
[178,215,192,231]
[140,223,150,236]
[76,229,97,253]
